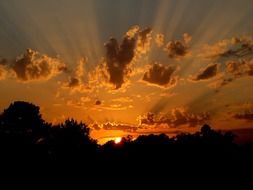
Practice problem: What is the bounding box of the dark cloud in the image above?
[199,36,253,89]
[220,39,253,59]
[210,59,253,90]
[142,62,177,87]
[104,26,138,89]
[164,33,192,59]
[171,108,209,127]
[139,112,156,126]
[99,26,154,89]
[67,77,80,87]
[12,49,67,81]
[136,27,152,54]
[102,122,138,132]
[202,36,253,60]
[65,58,87,89]
[0,58,7,65]
[193,63,218,81]
[89,123,101,130]
[139,108,209,128]
[233,112,253,121]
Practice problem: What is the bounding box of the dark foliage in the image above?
[0,101,252,170]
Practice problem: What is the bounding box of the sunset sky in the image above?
[1,0,253,144]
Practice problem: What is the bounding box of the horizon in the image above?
[2,100,253,145]
[1,0,253,144]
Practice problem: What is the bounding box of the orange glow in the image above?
[114,137,122,144]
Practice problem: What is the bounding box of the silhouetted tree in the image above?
[201,124,212,136]
[0,101,48,145]
[0,101,44,129]
[46,119,98,161]
[0,101,52,162]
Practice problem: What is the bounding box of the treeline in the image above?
[0,101,252,165]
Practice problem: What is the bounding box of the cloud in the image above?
[0,58,8,80]
[197,36,253,90]
[139,108,209,128]
[94,104,132,111]
[136,27,152,54]
[225,58,253,77]
[142,62,178,88]
[102,122,138,132]
[164,33,192,59]
[209,59,253,90]
[0,65,8,80]
[126,25,140,38]
[0,58,7,65]
[111,97,133,103]
[91,98,133,111]
[208,77,233,90]
[170,108,209,127]
[200,36,253,60]
[89,123,101,130]
[67,58,86,88]
[155,34,165,48]
[103,26,139,89]
[89,122,138,132]
[183,33,192,44]
[65,97,92,108]
[225,60,246,76]
[226,103,253,122]
[89,26,154,90]
[233,111,253,121]
[11,49,67,81]
[62,58,92,92]
[192,63,218,81]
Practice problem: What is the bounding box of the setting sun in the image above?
[114,137,122,144]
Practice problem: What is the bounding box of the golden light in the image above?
[114,137,122,144]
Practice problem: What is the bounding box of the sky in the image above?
[1,0,253,144]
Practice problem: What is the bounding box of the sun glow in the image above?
[114,137,122,144]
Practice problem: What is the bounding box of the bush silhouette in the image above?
[0,101,47,145]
